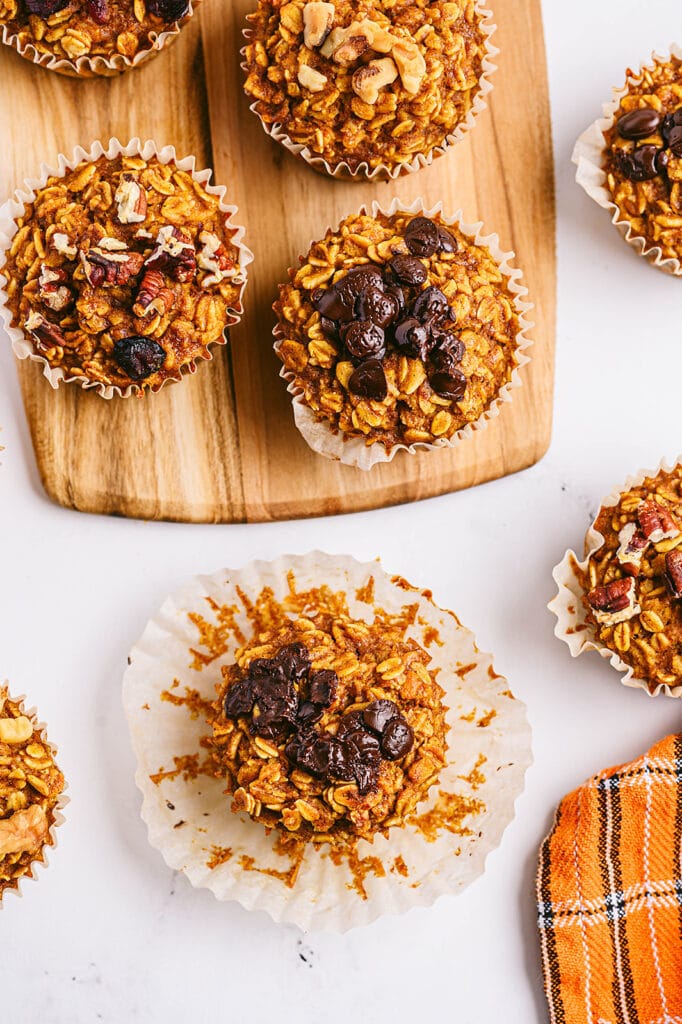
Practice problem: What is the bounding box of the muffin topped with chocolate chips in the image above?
[1,151,247,393]
[242,0,493,176]
[0,0,195,72]
[275,209,524,455]
[208,610,448,843]
[604,53,682,264]
[576,465,682,693]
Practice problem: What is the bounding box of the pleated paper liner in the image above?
[123,552,532,931]
[549,455,682,698]
[273,197,534,470]
[573,43,682,276]
[0,136,253,398]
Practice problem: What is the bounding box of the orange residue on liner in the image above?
[238,834,306,889]
[141,702,150,710]
[160,684,213,720]
[328,843,386,900]
[410,790,485,843]
[206,845,233,870]
[419,619,443,648]
[149,752,214,786]
[188,597,244,670]
[459,753,487,790]
[355,576,375,604]
[477,709,497,728]
[391,855,409,877]
[456,662,477,679]
[460,708,477,722]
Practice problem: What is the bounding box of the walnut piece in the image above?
[197,230,238,288]
[302,1,334,49]
[0,805,48,858]
[615,522,648,577]
[51,232,77,259]
[665,549,682,598]
[297,63,328,93]
[332,31,368,66]
[0,716,32,744]
[392,37,427,95]
[352,57,398,105]
[24,310,66,350]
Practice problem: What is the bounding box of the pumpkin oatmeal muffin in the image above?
[207,604,448,844]
[242,0,495,177]
[275,207,526,461]
[0,686,65,898]
[0,146,248,395]
[0,0,197,76]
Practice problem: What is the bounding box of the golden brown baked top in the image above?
[275,210,521,450]
[0,688,64,897]
[577,466,682,692]
[2,154,245,392]
[207,603,448,844]
[242,0,488,173]
[0,0,190,63]
[604,54,682,262]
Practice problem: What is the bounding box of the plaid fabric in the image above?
[537,734,682,1024]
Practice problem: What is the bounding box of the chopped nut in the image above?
[24,310,66,350]
[0,717,32,744]
[37,264,72,312]
[80,243,145,287]
[145,225,196,283]
[51,232,77,259]
[615,522,648,576]
[114,174,148,225]
[0,805,48,858]
[665,549,682,598]
[352,57,398,105]
[297,63,328,93]
[392,37,427,95]
[302,1,334,49]
[332,31,368,67]
[586,577,639,625]
[133,269,175,318]
[197,230,238,288]
[637,500,679,543]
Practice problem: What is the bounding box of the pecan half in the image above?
[637,500,679,542]
[80,241,145,288]
[586,577,639,624]
[665,549,682,599]
[145,225,196,283]
[24,310,65,350]
[38,264,72,312]
[302,1,334,49]
[615,522,648,577]
[133,269,175,318]
[114,174,147,225]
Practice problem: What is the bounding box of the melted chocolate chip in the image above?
[24,0,69,13]
[436,226,458,253]
[660,108,682,144]
[348,359,388,401]
[394,317,433,360]
[223,678,255,718]
[343,320,386,363]
[113,336,166,380]
[314,286,355,323]
[404,217,440,258]
[667,125,682,157]
[275,642,310,680]
[146,0,189,19]
[336,265,385,308]
[320,316,340,342]
[413,286,451,324]
[362,699,399,735]
[296,702,325,726]
[430,342,464,376]
[386,284,406,318]
[429,368,467,400]
[307,669,337,707]
[389,255,428,286]
[615,145,660,182]
[356,286,399,329]
[381,718,414,760]
[617,107,662,140]
[286,733,331,776]
[656,149,670,174]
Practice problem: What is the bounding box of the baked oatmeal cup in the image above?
[574,45,682,275]
[123,552,532,929]
[274,202,532,468]
[0,686,65,901]
[0,138,251,397]
[242,0,497,179]
[551,458,682,697]
[0,0,199,77]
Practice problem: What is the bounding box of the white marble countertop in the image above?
[2,2,682,1021]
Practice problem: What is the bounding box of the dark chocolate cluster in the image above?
[23,0,188,21]
[311,217,466,404]
[223,642,415,795]
[614,106,682,182]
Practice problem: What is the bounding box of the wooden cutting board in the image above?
[0,0,555,522]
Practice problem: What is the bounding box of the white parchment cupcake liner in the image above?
[273,197,533,470]
[549,455,682,698]
[0,136,253,399]
[1,1,200,78]
[123,552,532,931]
[241,3,497,181]
[0,684,68,908]
[573,43,682,276]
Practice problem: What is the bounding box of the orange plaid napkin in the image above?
[537,734,682,1024]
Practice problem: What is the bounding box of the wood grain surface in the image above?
[0,0,555,522]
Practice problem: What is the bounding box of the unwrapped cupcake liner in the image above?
[273,197,534,470]
[0,136,253,398]
[240,3,498,181]
[549,455,682,699]
[0,685,68,908]
[573,43,682,276]
[122,552,532,931]
[1,1,200,78]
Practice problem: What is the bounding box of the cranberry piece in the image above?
[113,336,165,380]
[24,0,69,14]
[85,0,108,23]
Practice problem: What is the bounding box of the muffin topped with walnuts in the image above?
[1,150,247,394]
[275,208,524,455]
[242,0,493,176]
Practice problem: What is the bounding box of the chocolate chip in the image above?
[615,145,660,182]
[404,217,440,258]
[362,699,399,735]
[617,107,662,140]
[667,125,682,157]
[145,0,189,19]
[429,368,467,400]
[314,285,355,323]
[336,711,365,738]
[386,284,406,318]
[430,342,464,376]
[437,226,458,254]
[656,149,670,174]
[112,336,166,380]
[413,286,451,324]
[320,316,340,342]
[327,738,355,782]
[348,359,388,401]
[223,679,255,718]
[296,702,324,726]
[307,669,337,708]
[336,265,385,308]
[343,320,386,363]
[24,0,69,13]
[661,109,682,144]
[394,317,433,360]
[356,286,399,329]
[389,255,428,286]
[275,642,310,680]
[381,718,414,760]
[287,733,331,776]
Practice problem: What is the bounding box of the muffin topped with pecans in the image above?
[603,52,682,265]
[208,610,448,844]
[275,208,524,457]
[0,687,64,898]
[0,0,195,73]
[242,0,493,177]
[576,466,682,693]
[1,150,247,394]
